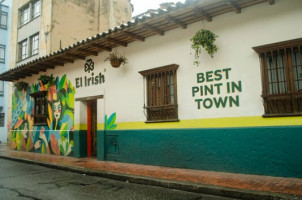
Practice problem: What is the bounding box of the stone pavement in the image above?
[0,143,301,200]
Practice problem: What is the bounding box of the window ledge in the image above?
[18,15,40,29]
[145,119,180,123]
[263,113,302,118]
[29,90,47,97]
[33,122,47,126]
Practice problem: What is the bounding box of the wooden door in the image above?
[87,100,97,157]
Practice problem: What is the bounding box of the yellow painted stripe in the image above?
[74,116,302,130]
[74,124,87,130]
[116,116,302,130]
[74,123,104,131]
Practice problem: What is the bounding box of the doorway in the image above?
[87,99,97,157]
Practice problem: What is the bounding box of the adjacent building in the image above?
[6,0,132,143]
[0,0,12,143]
[1,0,302,178]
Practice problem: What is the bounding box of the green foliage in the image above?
[15,81,29,91]
[38,74,54,85]
[190,29,218,66]
[104,52,128,65]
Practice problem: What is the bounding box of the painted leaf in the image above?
[110,124,117,130]
[107,113,116,130]
[50,134,60,155]
[26,137,32,152]
[66,92,74,109]
[59,144,64,155]
[13,119,23,129]
[105,114,108,130]
[59,75,67,90]
[48,103,53,127]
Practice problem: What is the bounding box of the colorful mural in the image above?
[10,75,75,156]
[105,113,117,130]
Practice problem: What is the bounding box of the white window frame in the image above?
[0,113,4,127]
[30,33,39,55]
[19,40,28,61]
[0,81,4,96]
[0,45,5,63]
[32,0,41,18]
[20,5,30,26]
[0,10,8,30]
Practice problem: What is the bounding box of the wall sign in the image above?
[192,68,242,109]
[75,59,105,88]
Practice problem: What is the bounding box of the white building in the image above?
[1,0,302,178]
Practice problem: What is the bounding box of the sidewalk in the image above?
[0,143,301,200]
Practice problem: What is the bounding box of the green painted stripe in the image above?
[101,126,302,178]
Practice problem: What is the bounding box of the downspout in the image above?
[97,0,100,32]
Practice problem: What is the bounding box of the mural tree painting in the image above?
[11,75,75,156]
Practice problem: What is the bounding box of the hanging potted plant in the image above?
[104,52,128,68]
[38,74,54,85]
[15,81,29,91]
[190,29,218,66]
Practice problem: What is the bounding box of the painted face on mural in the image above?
[53,101,62,120]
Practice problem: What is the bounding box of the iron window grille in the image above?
[139,64,179,122]
[253,38,302,117]
[30,91,48,125]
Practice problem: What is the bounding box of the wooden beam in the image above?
[227,0,241,14]
[106,38,128,47]
[25,69,40,74]
[123,31,145,42]
[268,0,274,5]
[16,71,32,76]
[57,57,74,63]
[39,63,56,69]
[92,44,112,51]
[34,66,47,72]
[4,78,14,82]
[166,16,187,29]
[66,53,86,60]
[10,74,25,79]
[77,49,99,56]
[192,8,212,22]
[47,61,64,67]
[143,24,164,36]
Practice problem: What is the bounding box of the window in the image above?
[253,38,302,117]
[30,34,39,55]
[139,64,179,122]
[0,113,4,127]
[0,45,5,63]
[30,91,48,125]
[0,81,4,96]
[19,40,28,61]
[32,0,41,18]
[20,5,30,26]
[0,10,8,29]
[19,1,41,26]
[18,33,39,61]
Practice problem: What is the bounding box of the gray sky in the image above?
[131,0,186,16]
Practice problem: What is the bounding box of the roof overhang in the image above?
[0,0,275,82]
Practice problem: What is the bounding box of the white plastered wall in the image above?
[15,0,302,124]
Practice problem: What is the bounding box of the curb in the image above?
[0,155,300,200]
